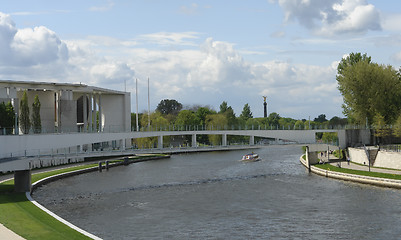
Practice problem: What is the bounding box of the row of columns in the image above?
[82,93,102,132]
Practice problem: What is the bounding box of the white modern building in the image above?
[0,80,131,133]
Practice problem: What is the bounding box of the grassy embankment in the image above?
[0,154,166,240]
[314,163,401,181]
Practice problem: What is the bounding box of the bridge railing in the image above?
[1,124,369,136]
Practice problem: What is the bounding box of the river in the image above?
[33,145,401,239]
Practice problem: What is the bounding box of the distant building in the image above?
[0,80,131,133]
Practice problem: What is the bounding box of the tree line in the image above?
[131,99,347,148]
[336,52,401,143]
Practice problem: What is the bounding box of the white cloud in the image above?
[179,3,199,15]
[273,0,381,37]
[0,11,344,118]
[89,1,115,12]
[137,32,200,46]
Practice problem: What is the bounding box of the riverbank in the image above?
[0,154,170,240]
[300,154,401,188]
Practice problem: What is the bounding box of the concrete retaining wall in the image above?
[374,151,401,170]
[348,148,369,165]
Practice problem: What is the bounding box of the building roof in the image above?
[0,80,127,95]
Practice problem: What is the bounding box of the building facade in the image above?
[0,80,131,134]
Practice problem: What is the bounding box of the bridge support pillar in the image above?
[158,135,163,149]
[305,146,311,172]
[249,135,255,146]
[192,134,197,147]
[14,170,31,193]
[222,134,227,147]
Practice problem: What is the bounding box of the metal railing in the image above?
[1,124,370,136]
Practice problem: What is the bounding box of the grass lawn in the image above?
[0,164,98,239]
[314,163,401,181]
[0,154,167,239]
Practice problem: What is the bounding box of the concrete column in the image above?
[222,134,227,146]
[192,134,197,148]
[249,135,255,145]
[83,94,87,132]
[88,94,93,132]
[14,170,31,193]
[121,139,126,150]
[98,94,102,132]
[93,94,97,132]
[158,135,163,149]
[306,146,311,172]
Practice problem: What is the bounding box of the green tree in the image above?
[32,95,41,133]
[337,52,371,76]
[206,113,228,145]
[219,101,229,113]
[20,90,31,134]
[267,112,280,128]
[294,120,304,129]
[0,101,15,134]
[175,110,198,127]
[329,116,348,126]
[337,53,401,125]
[156,99,182,115]
[314,114,327,123]
[240,103,252,122]
[393,114,401,138]
[196,107,215,126]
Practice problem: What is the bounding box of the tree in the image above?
[196,107,215,126]
[329,116,348,126]
[32,95,41,133]
[337,53,401,125]
[156,99,182,115]
[0,101,15,134]
[314,114,327,123]
[337,52,371,76]
[20,90,30,134]
[267,112,280,127]
[206,113,228,145]
[240,103,252,122]
[175,110,198,127]
[219,101,228,113]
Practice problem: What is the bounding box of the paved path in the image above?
[0,224,25,240]
[327,155,401,175]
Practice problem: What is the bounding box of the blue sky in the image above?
[1,0,401,120]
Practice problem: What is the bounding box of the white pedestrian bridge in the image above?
[0,128,371,192]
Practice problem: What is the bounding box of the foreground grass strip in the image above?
[0,164,98,240]
[314,164,401,181]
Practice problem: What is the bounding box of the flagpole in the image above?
[147,77,151,130]
[136,78,139,132]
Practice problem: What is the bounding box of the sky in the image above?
[1,0,401,120]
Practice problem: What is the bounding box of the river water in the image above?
[33,145,401,239]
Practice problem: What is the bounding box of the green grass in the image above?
[0,193,91,240]
[0,165,97,240]
[0,154,167,239]
[314,163,401,180]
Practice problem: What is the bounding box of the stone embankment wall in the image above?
[348,147,401,170]
[374,151,401,169]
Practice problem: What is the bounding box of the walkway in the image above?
[326,155,401,175]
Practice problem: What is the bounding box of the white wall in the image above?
[348,148,369,165]
[101,94,128,132]
[374,151,401,170]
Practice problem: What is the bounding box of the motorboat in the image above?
[241,153,260,162]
